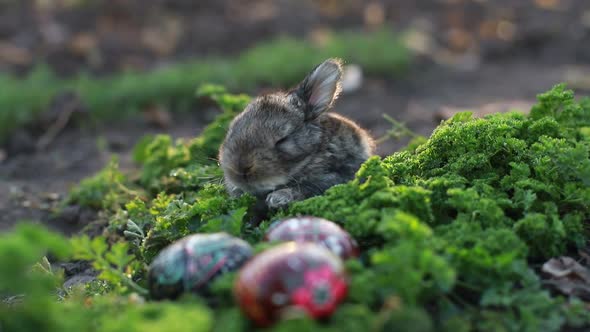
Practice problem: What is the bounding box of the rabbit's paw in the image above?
[266,188,296,209]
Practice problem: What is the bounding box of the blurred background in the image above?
[1,0,589,232]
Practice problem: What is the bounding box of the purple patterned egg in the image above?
[148,233,253,300]
[264,216,359,259]
[235,242,347,327]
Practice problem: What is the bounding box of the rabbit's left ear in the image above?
[294,58,343,120]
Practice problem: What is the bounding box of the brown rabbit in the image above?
[219,58,374,210]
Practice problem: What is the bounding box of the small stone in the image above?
[58,205,81,225]
[341,64,363,94]
[63,274,96,290]
[43,192,60,201]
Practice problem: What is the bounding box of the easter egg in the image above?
[148,232,253,300]
[235,242,347,326]
[265,216,359,259]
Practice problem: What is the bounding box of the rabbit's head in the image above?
[219,58,343,196]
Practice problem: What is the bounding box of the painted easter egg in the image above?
[148,232,253,300]
[235,242,347,326]
[265,216,359,259]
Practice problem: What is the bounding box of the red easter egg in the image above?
[264,216,359,259]
[235,242,347,327]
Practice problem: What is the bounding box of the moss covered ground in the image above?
[1,84,590,331]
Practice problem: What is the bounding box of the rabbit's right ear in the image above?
[293,58,343,121]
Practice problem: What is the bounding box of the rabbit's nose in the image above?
[237,160,254,180]
[240,166,253,180]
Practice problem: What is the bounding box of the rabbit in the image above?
[218,58,375,211]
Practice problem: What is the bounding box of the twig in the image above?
[375,114,420,145]
[36,99,77,150]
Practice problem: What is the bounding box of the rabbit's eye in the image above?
[275,136,289,146]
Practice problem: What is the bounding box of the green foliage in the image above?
[0,29,410,143]
[282,84,590,329]
[0,223,70,295]
[71,235,147,295]
[0,222,213,332]
[4,84,590,331]
[133,84,250,191]
[65,157,143,210]
[139,185,256,262]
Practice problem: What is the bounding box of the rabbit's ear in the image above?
[294,58,343,120]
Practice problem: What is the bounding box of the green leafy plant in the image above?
[3,84,590,332]
[70,235,147,295]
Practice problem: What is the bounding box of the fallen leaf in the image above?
[69,33,98,55]
[141,17,181,56]
[0,42,32,65]
[479,20,498,40]
[432,49,481,72]
[496,20,517,41]
[364,2,385,28]
[542,256,590,300]
[309,27,332,47]
[143,104,172,128]
[42,192,60,201]
[534,0,564,11]
[317,0,347,18]
[243,1,279,22]
[564,66,590,90]
[403,29,435,55]
[447,28,474,52]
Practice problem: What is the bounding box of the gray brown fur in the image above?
[218,58,374,209]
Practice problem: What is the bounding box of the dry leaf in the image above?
[317,0,347,18]
[534,0,563,10]
[542,256,590,300]
[496,20,517,41]
[141,17,181,57]
[309,27,332,48]
[69,33,98,55]
[0,42,32,65]
[364,2,385,28]
[564,66,590,90]
[403,29,435,55]
[432,49,481,72]
[447,28,473,52]
[143,105,172,128]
